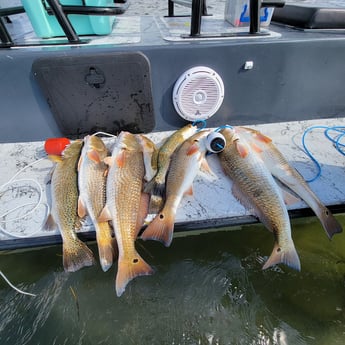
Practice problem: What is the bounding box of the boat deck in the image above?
[1,1,345,250]
[1,117,344,250]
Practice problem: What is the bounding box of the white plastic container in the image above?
[224,0,274,27]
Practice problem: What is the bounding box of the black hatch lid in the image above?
[32,51,155,137]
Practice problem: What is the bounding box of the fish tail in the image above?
[96,222,115,272]
[148,194,164,214]
[262,241,301,271]
[140,209,175,247]
[63,239,95,273]
[318,207,343,239]
[115,253,154,297]
[144,178,166,198]
[145,177,166,213]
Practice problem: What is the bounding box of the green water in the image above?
[1,215,345,345]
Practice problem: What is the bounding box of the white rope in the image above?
[92,131,116,138]
[0,270,36,297]
[0,157,51,238]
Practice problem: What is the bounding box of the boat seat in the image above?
[272,2,345,29]
[167,0,208,17]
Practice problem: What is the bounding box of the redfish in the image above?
[144,124,198,213]
[49,140,95,272]
[219,128,301,271]
[78,135,115,272]
[99,132,154,296]
[141,130,211,247]
[236,126,343,239]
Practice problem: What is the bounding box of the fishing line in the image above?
[301,125,345,182]
[0,270,36,297]
[0,157,51,238]
[92,131,117,138]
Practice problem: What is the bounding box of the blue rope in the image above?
[302,125,345,182]
[192,119,207,131]
[214,124,233,132]
[324,126,345,155]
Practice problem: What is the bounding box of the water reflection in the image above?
[1,215,345,344]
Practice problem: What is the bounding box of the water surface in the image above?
[1,215,345,345]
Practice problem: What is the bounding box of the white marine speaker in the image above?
[173,66,224,122]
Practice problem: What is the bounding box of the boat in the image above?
[0,0,345,251]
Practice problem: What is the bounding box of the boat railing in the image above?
[167,0,208,17]
[0,5,25,47]
[184,0,285,38]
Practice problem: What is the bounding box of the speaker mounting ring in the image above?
[173,66,224,122]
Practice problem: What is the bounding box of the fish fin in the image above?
[115,151,126,168]
[143,177,154,194]
[136,193,150,236]
[235,141,249,158]
[255,132,273,144]
[231,183,256,215]
[77,196,87,218]
[141,209,175,247]
[115,253,154,297]
[249,142,263,154]
[96,222,115,272]
[48,155,63,163]
[144,177,165,197]
[186,143,199,156]
[77,155,82,172]
[103,156,113,166]
[43,214,57,231]
[200,157,213,175]
[87,149,102,164]
[112,236,119,261]
[98,205,112,222]
[184,185,193,196]
[281,189,301,206]
[262,242,301,271]
[74,216,83,231]
[318,207,343,239]
[63,239,95,272]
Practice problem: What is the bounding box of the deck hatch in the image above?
[32,51,155,137]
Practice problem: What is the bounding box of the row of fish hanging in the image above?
[46,123,343,297]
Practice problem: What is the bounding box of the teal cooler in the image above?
[21,0,116,38]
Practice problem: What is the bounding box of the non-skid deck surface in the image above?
[156,16,281,41]
[0,117,345,249]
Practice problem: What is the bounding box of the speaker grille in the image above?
[173,67,224,121]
